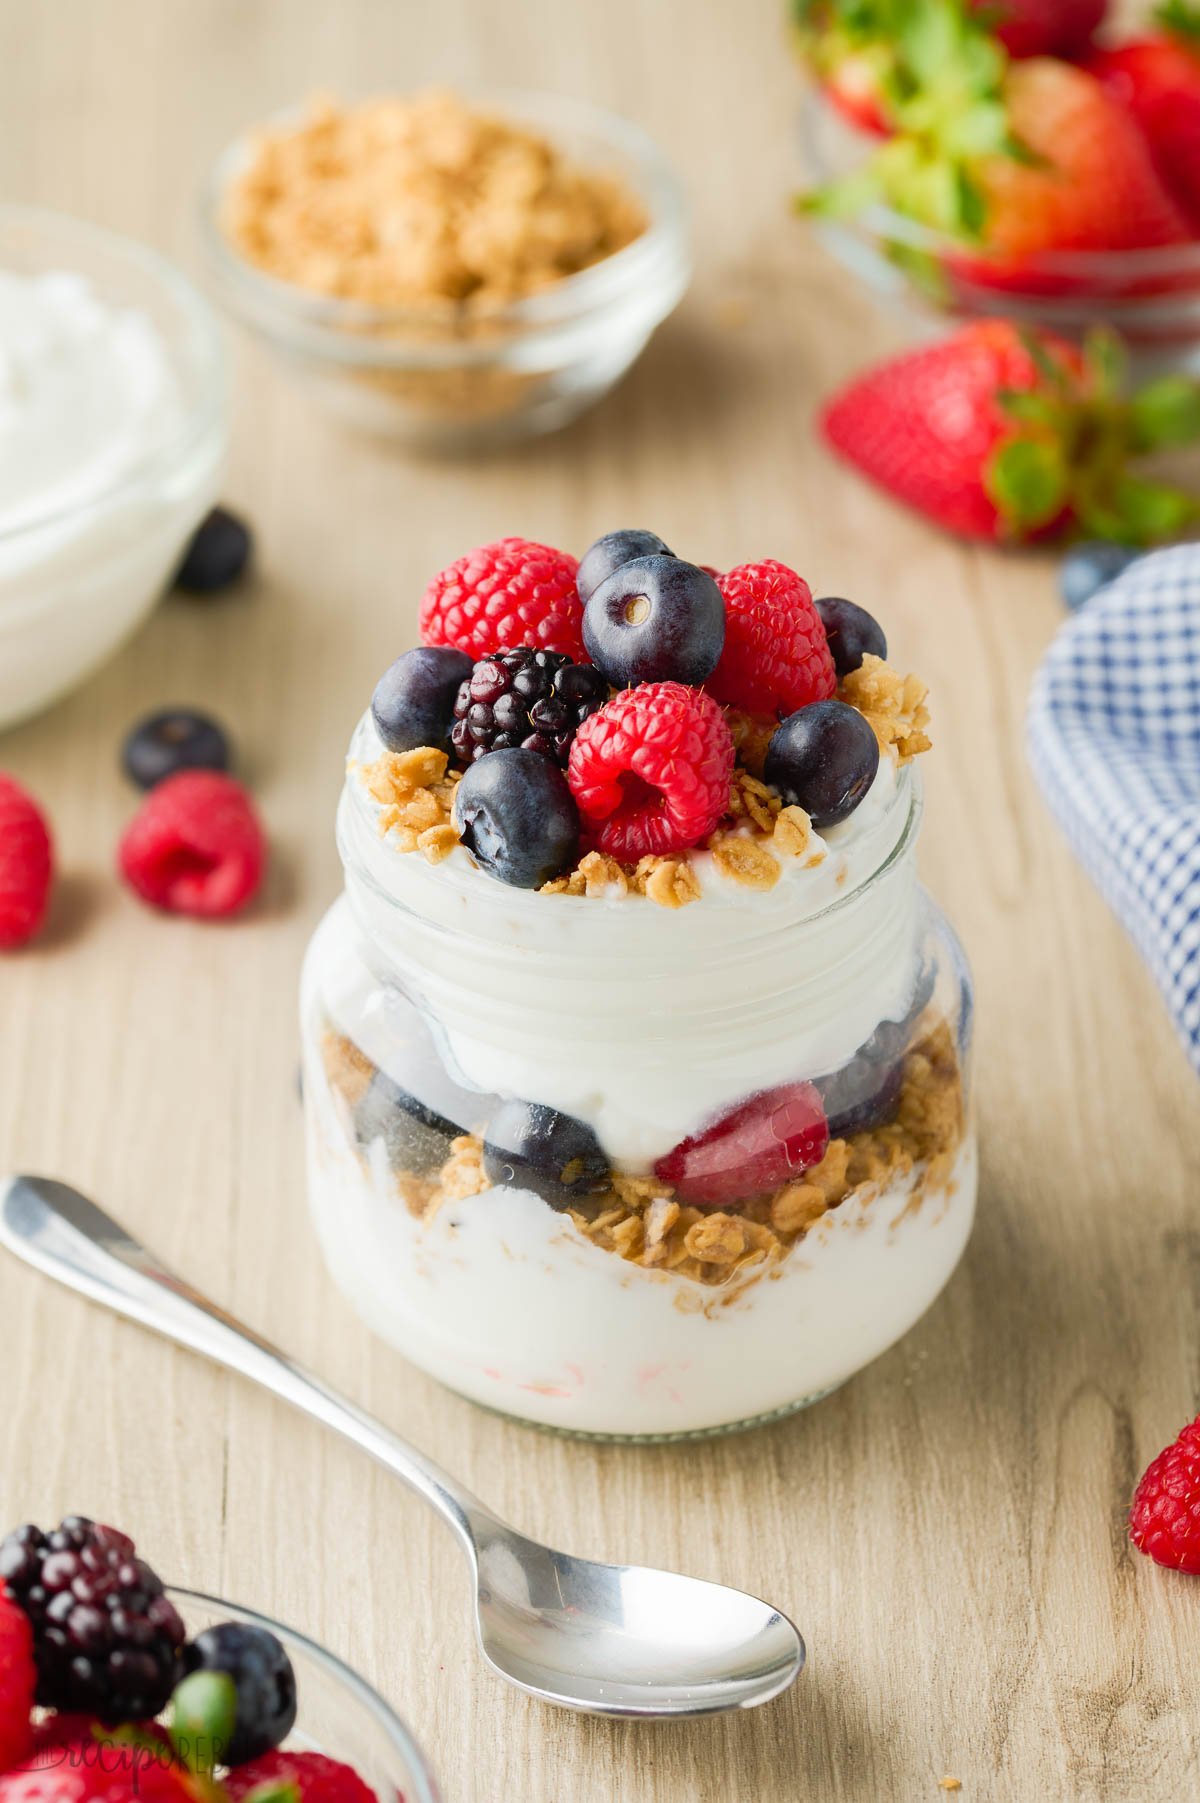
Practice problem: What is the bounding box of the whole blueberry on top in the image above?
[764,698,880,828]
[175,506,253,596]
[814,596,887,678]
[372,646,474,754]
[483,1099,609,1210]
[122,709,231,790]
[1059,541,1141,612]
[451,647,606,767]
[454,747,579,888]
[583,556,725,688]
[184,1621,297,1766]
[577,529,674,605]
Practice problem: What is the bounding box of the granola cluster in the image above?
[319,1019,964,1297]
[358,653,931,908]
[840,655,932,762]
[223,90,647,311]
[359,747,461,864]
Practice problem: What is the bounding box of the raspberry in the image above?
[654,1082,830,1207]
[224,1751,376,1803]
[451,647,607,767]
[708,560,837,717]
[0,778,53,951]
[566,683,734,860]
[118,772,266,919]
[419,538,586,662]
[1,1729,190,1803]
[0,1519,185,1720]
[0,1588,34,1773]
[1130,1416,1200,1573]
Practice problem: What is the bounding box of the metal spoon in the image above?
[0,1174,804,1718]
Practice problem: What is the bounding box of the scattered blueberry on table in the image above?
[175,506,253,596]
[1059,541,1142,611]
[122,708,232,790]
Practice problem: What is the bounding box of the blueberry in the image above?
[373,646,474,754]
[1059,541,1141,611]
[583,556,725,687]
[175,507,252,595]
[483,1100,609,1210]
[814,596,887,678]
[816,964,936,1136]
[122,708,231,790]
[577,529,674,605]
[354,1070,459,1175]
[184,1623,297,1766]
[455,747,579,888]
[765,699,880,828]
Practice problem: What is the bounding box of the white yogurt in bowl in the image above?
[0,208,227,731]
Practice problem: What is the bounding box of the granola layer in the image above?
[319,1017,964,1293]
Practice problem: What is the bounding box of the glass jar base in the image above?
[455,1382,846,1444]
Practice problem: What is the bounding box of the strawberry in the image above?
[1085,3,1200,232]
[807,16,1191,281]
[974,59,1191,263]
[984,0,1107,59]
[822,320,1200,545]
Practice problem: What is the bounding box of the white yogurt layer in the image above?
[0,267,223,729]
[333,718,923,1166]
[305,1025,977,1436]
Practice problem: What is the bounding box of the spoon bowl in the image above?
[472,1528,803,1715]
[0,1174,804,1719]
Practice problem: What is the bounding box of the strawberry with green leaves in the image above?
[1085,2,1200,233]
[822,321,1200,545]
[807,3,1191,282]
[794,0,1108,139]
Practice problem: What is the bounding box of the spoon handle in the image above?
[0,1174,485,1554]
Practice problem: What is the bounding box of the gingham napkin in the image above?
[1026,544,1200,1076]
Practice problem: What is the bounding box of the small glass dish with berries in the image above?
[796,2,1200,370]
[301,529,977,1440]
[0,1516,440,1803]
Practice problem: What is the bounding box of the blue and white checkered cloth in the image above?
[1027,544,1200,1076]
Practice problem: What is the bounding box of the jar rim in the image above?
[338,715,923,966]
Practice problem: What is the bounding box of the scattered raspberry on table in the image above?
[0,778,54,952]
[1129,1414,1200,1573]
[118,771,266,919]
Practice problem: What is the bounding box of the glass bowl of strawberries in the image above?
[796,0,1200,368]
[0,1517,441,1803]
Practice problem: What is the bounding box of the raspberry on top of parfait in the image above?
[361,531,932,903]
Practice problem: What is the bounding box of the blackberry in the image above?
[0,1516,185,1720]
[450,647,607,768]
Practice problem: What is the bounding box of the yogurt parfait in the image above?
[301,531,976,1438]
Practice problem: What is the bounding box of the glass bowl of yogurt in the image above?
[0,206,228,733]
[300,604,977,1440]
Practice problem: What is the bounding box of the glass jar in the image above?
[301,717,977,1441]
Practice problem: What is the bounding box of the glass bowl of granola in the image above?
[202,89,691,451]
[298,535,977,1440]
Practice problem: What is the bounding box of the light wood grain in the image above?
[2,3,1198,1799]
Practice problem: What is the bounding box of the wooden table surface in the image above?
[3,2,1198,1798]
